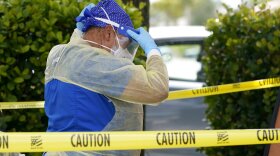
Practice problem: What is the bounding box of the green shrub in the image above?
[200,2,280,156]
[0,0,143,131]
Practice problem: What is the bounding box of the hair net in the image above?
[76,0,134,32]
[76,3,95,31]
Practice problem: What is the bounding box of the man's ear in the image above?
[104,25,114,41]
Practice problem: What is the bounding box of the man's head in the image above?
[75,0,138,60]
[82,25,116,50]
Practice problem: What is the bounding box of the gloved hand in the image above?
[76,3,95,31]
[127,27,160,56]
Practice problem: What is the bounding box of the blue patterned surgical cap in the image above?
[76,0,134,32]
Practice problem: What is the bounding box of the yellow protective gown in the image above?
[44,31,169,156]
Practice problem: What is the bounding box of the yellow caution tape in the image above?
[0,129,279,152]
[0,77,279,109]
[0,101,44,110]
[168,77,280,100]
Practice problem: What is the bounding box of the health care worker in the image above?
[44,0,169,155]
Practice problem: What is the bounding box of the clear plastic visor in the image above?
[116,35,139,60]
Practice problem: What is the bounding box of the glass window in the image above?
[159,44,202,81]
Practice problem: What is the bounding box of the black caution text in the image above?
[259,78,280,86]
[257,130,279,141]
[71,133,110,147]
[0,135,8,149]
[192,86,219,95]
[156,132,196,146]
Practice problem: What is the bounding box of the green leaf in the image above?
[31,44,38,51]
[16,10,23,19]
[0,35,6,42]
[3,116,13,122]
[259,3,266,10]
[56,31,63,42]
[256,41,262,48]
[21,45,30,53]
[12,24,18,30]
[6,57,16,65]
[19,115,26,122]
[22,68,29,76]
[14,77,24,83]
[256,59,263,65]
[49,18,57,25]
[3,21,10,27]
[7,82,15,91]
[39,46,46,53]
[43,18,50,25]
[7,94,17,102]
[0,65,8,76]
[17,37,25,43]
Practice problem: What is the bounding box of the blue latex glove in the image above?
[127,27,160,56]
[76,3,95,31]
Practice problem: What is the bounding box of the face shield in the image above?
[81,27,139,61]
[112,33,139,61]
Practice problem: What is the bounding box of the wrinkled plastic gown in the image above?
[44,32,169,156]
[45,32,168,105]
